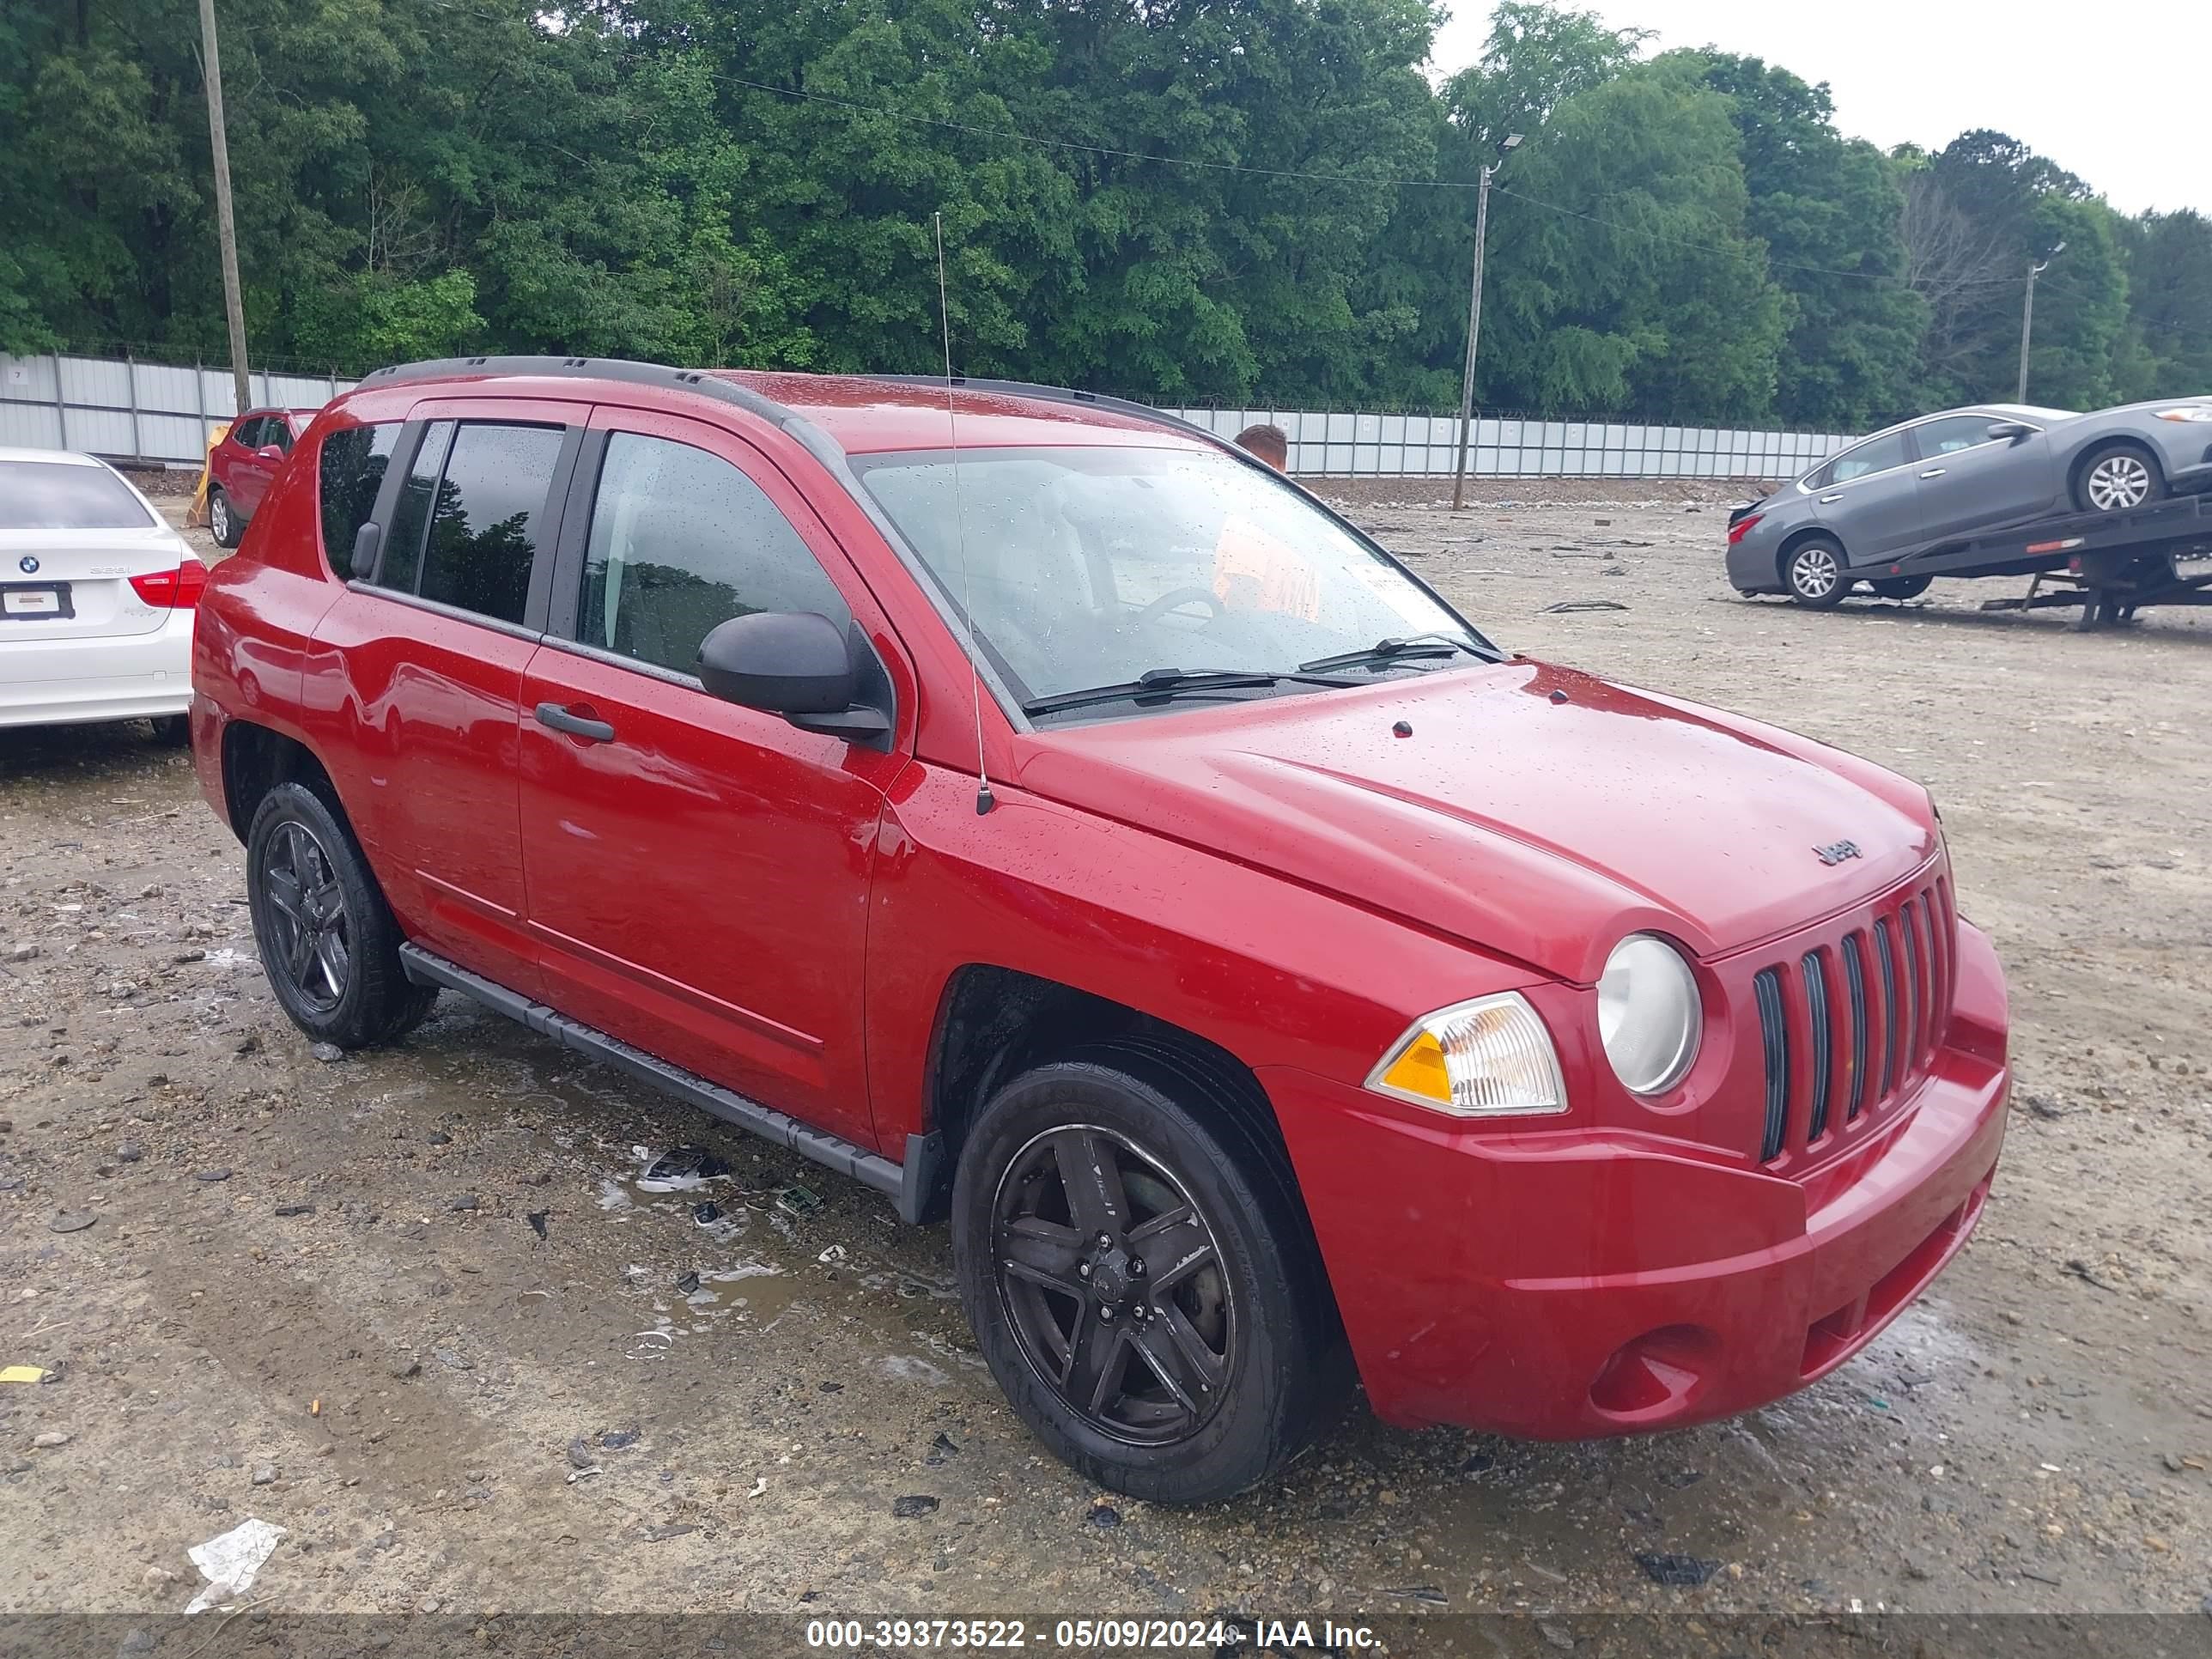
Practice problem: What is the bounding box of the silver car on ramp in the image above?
[1727,398,2212,607]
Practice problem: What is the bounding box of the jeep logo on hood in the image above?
[1814,839,1863,866]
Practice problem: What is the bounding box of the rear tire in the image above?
[149,714,191,746]
[245,781,436,1048]
[2073,444,2165,514]
[1870,575,1931,601]
[209,488,242,549]
[951,1047,1345,1504]
[1784,537,1850,609]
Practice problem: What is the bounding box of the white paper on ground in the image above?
[185,1516,286,1613]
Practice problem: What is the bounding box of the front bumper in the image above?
[1262,920,2008,1437]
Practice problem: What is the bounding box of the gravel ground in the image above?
[3,483,2208,1628]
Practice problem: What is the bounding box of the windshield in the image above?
[0,460,157,530]
[853,445,1486,714]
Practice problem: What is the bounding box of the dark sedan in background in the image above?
[1729,398,2212,606]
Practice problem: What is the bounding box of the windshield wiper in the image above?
[1297,633,1485,674]
[1022,665,1358,718]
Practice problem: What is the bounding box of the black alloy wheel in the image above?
[245,781,436,1048]
[952,1047,1347,1504]
[261,818,352,1015]
[992,1123,1235,1445]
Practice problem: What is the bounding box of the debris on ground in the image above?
[47,1212,95,1233]
[1633,1552,1720,1587]
[185,1516,285,1613]
[1,1365,49,1384]
[776,1185,822,1217]
[636,1146,731,1192]
[526,1209,550,1241]
[1541,599,1630,613]
[891,1494,939,1518]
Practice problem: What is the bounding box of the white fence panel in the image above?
[4,351,1851,477]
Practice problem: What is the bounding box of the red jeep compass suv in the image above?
[190,357,2010,1503]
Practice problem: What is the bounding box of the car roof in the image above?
[0,447,108,467]
[351,357,1218,459]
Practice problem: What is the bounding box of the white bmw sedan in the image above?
[1,447,205,744]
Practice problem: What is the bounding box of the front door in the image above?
[517,406,906,1150]
[1907,414,2058,544]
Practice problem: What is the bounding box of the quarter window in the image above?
[575,432,850,677]
[317,422,400,576]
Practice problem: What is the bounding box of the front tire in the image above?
[1784,537,1850,609]
[951,1048,1345,1504]
[209,488,241,549]
[245,781,435,1048]
[2074,444,2165,514]
[1870,575,1931,600]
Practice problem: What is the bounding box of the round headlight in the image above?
[1596,934,1701,1096]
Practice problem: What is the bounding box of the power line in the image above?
[708,70,2023,294]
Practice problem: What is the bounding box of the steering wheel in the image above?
[1127,586,1224,631]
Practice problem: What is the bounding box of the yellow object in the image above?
[0,1364,48,1384]
[1378,1030,1452,1105]
[185,421,232,529]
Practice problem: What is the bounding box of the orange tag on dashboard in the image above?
[1212,516,1321,622]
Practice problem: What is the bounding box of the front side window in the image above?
[1917,415,2008,456]
[577,432,850,676]
[318,422,400,576]
[270,418,295,455]
[229,416,265,450]
[853,444,1480,714]
[1827,430,1911,484]
[0,460,155,530]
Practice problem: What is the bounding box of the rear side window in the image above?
[416,424,564,626]
[369,421,562,627]
[318,422,400,576]
[1828,431,1911,483]
[575,432,850,677]
[0,459,155,529]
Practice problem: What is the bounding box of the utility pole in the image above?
[1451,134,1521,512]
[197,0,251,421]
[2016,240,2064,404]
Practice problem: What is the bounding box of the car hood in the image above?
[1011,659,1936,984]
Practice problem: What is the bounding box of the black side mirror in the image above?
[1985,420,2033,443]
[697,611,892,747]
[349,522,380,579]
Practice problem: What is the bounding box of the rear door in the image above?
[0,458,184,644]
[516,405,907,1149]
[1808,428,1924,565]
[302,401,584,995]
[1908,414,2058,543]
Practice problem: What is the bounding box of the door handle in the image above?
[535,702,616,743]
[1919,467,1947,478]
[1819,492,1843,503]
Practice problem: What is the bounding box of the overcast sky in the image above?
[1429,1,2209,216]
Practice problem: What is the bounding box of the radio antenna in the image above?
[935,210,994,816]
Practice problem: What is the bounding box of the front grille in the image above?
[1751,878,1954,1165]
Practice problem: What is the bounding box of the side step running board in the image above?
[398,944,942,1224]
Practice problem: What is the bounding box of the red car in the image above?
[189,358,2010,1503]
[205,406,319,549]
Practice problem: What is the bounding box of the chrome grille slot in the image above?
[1751,879,1958,1167]
[1753,967,1790,1163]
[1873,917,1900,1099]
[1842,933,1870,1121]
[1802,950,1832,1141]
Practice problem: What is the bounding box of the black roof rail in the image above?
[357,354,802,432]
[867,374,1241,452]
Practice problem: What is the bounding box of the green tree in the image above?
[1675,52,1923,429]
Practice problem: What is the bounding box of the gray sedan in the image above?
[1727,398,2212,606]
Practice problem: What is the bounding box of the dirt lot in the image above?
[3,483,2209,1632]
